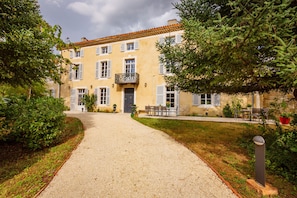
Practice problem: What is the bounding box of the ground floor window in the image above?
[100,88,107,105]
[77,88,86,105]
[166,87,175,108]
[201,94,212,105]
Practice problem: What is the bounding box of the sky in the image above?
[38,0,180,43]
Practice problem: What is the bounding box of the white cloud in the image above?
[40,0,179,41]
[45,0,64,7]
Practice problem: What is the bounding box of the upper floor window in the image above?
[165,36,176,45]
[70,49,84,58]
[96,45,112,55]
[101,46,108,54]
[75,51,80,57]
[96,60,111,79]
[69,64,83,80]
[125,59,135,73]
[126,42,134,51]
[121,41,139,52]
[159,34,182,46]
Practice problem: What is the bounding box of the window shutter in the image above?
[159,37,165,44]
[134,41,139,50]
[159,54,165,74]
[176,91,179,115]
[121,43,125,52]
[106,87,110,105]
[52,89,56,98]
[193,94,199,106]
[176,34,182,44]
[108,45,112,53]
[80,49,84,57]
[79,64,83,80]
[214,93,221,106]
[107,60,111,78]
[70,89,76,111]
[69,65,73,80]
[156,85,164,106]
[70,50,73,59]
[96,47,100,55]
[96,62,99,79]
[94,88,98,106]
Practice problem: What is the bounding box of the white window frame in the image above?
[121,41,139,52]
[96,60,111,79]
[166,86,176,108]
[124,58,136,73]
[193,93,221,107]
[69,63,83,81]
[95,87,110,106]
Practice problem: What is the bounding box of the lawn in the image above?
[134,117,297,198]
[0,117,84,198]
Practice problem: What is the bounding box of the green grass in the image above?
[134,117,297,198]
[0,117,84,198]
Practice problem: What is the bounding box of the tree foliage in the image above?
[158,0,297,94]
[0,0,68,86]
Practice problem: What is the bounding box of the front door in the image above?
[124,88,134,113]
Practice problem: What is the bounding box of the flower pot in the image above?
[280,117,290,124]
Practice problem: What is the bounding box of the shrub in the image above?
[223,103,233,117]
[240,120,297,184]
[0,96,66,150]
[14,97,66,150]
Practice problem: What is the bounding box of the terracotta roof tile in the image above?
[72,23,183,48]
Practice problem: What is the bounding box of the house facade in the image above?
[48,20,271,116]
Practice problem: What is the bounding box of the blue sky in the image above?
[38,0,179,43]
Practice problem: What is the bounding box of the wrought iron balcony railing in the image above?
[115,73,139,84]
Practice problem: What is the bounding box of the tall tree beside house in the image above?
[158,0,297,94]
[0,0,67,87]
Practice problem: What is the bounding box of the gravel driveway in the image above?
[38,112,237,198]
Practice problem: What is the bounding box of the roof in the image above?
[71,23,183,48]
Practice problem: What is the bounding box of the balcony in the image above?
[115,73,139,84]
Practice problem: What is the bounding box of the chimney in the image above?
[167,19,178,25]
[81,37,88,41]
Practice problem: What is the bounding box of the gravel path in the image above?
[38,112,237,198]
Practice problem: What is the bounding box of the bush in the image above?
[0,96,66,150]
[240,121,297,184]
[223,103,233,117]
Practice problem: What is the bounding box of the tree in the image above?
[0,0,67,87]
[157,0,297,94]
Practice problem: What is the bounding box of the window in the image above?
[49,89,55,97]
[121,41,139,52]
[70,64,83,80]
[95,87,110,105]
[96,60,111,79]
[77,89,86,105]
[165,36,175,45]
[100,88,107,105]
[75,51,80,57]
[125,59,135,73]
[126,42,134,51]
[101,46,108,54]
[166,87,175,108]
[201,94,212,105]
[193,93,221,106]
[101,61,108,78]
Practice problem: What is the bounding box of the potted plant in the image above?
[280,112,291,124]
